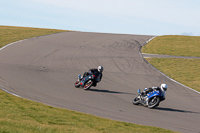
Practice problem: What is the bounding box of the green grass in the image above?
[145,58,200,92]
[142,35,200,92]
[142,35,200,57]
[0,26,175,133]
[0,91,174,133]
[0,26,67,48]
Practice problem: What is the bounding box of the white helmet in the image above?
[98,66,103,72]
[161,83,168,91]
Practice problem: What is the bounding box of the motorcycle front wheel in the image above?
[132,95,140,105]
[148,97,160,109]
[74,81,80,88]
[83,80,93,90]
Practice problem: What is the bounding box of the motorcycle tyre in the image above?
[74,81,80,88]
[132,96,140,105]
[83,80,93,90]
[148,97,160,109]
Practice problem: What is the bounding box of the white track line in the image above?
[0,86,21,97]
[0,39,27,97]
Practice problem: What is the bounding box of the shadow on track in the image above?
[89,88,135,95]
[155,107,200,114]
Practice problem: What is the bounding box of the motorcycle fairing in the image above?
[147,90,165,101]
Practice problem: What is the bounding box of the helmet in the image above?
[98,66,103,72]
[161,83,168,91]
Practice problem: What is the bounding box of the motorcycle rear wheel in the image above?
[148,97,160,109]
[83,80,93,90]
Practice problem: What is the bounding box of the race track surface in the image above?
[0,32,199,133]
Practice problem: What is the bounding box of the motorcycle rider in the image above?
[81,66,103,87]
[141,83,168,97]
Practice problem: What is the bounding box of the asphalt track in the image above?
[0,32,199,133]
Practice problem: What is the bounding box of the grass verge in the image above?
[142,35,200,92]
[142,35,200,57]
[145,58,200,92]
[0,26,175,133]
[0,26,67,48]
[0,91,174,133]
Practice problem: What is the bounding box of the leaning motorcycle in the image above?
[74,74,95,90]
[132,88,166,108]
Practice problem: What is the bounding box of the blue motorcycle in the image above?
[132,88,166,108]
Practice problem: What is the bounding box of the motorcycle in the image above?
[132,88,166,108]
[74,74,96,90]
